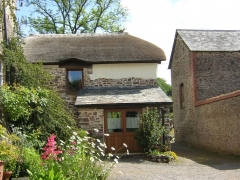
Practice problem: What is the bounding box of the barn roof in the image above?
[169,29,240,69]
[176,29,240,51]
[23,33,166,64]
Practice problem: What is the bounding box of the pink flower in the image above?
[41,134,62,160]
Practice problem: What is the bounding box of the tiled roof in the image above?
[75,86,172,106]
[23,33,166,64]
[177,29,240,51]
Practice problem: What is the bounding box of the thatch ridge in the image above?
[23,33,166,64]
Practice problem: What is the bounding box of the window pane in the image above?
[68,70,82,92]
[107,112,122,132]
[126,111,140,132]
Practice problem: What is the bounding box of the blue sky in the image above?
[17,0,240,84]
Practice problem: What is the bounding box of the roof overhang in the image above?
[75,86,173,107]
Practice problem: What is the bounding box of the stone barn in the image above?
[169,29,240,155]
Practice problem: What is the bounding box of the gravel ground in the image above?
[107,143,240,180]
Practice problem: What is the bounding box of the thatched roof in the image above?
[75,86,172,107]
[23,33,166,64]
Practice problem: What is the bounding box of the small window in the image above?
[179,83,185,108]
[67,70,83,93]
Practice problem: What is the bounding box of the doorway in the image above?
[104,108,142,153]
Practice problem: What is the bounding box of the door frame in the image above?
[104,108,142,153]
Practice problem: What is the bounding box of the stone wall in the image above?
[195,52,240,101]
[193,96,240,155]
[171,34,240,155]
[75,108,104,132]
[171,34,196,145]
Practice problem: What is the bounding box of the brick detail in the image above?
[195,89,240,106]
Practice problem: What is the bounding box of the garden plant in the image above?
[27,128,129,180]
[135,107,177,162]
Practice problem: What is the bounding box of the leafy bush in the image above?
[0,84,77,142]
[13,147,43,178]
[0,125,20,173]
[135,107,169,153]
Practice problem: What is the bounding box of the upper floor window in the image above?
[67,70,83,93]
[179,83,185,108]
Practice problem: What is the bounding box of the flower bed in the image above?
[145,150,177,163]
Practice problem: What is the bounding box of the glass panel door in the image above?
[126,111,140,132]
[107,111,122,132]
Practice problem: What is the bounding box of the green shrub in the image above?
[135,107,169,153]
[0,84,76,142]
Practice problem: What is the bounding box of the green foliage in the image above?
[0,84,76,142]
[0,84,49,121]
[1,37,51,88]
[148,149,177,162]
[135,107,169,153]
[0,31,77,143]
[14,127,46,152]
[28,162,66,180]
[13,147,43,178]
[24,0,129,34]
[0,125,20,172]
[28,130,128,180]
[157,78,173,115]
[157,78,172,97]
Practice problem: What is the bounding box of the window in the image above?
[179,83,185,108]
[105,109,141,133]
[67,70,83,93]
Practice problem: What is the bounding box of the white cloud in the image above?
[121,0,240,84]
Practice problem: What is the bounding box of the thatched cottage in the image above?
[24,33,172,152]
[169,29,240,155]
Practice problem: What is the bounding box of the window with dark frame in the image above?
[179,83,185,108]
[67,70,83,93]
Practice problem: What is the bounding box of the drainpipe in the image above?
[3,2,10,85]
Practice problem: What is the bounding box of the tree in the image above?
[157,78,173,116]
[157,78,172,97]
[24,0,129,34]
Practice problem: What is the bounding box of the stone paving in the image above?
[107,143,240,180]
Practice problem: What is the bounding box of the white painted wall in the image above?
[89,63,157,80]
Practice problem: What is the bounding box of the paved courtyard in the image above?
[107,143,240,180]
